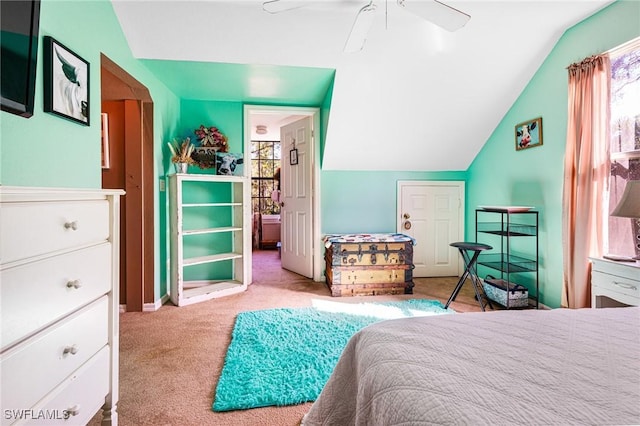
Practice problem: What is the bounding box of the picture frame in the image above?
[101,113,110,169]
[215,152,244,176]
[289,148,298,165]
[515,117,542,151]
[43,36,89,126]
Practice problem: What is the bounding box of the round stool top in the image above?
[450,241,492,251]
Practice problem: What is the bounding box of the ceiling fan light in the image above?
[344,2,377,53]
[397,0,470,32]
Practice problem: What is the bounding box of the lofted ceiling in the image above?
[111,0,614,171]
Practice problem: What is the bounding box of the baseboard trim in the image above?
[119,294,169,313]
[535,300,551,310]
[143,294,169,312]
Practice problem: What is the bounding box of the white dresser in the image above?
[590,257,640,307]
[0,187,123,425]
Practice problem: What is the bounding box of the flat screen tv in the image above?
[1,0,41,118]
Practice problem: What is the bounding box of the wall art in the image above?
[43,36,89,125]
[515,117,542,150]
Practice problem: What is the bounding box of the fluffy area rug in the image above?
[212,298,453,412]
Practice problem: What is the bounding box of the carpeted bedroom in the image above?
[89,249,484,425]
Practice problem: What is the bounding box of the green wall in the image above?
[179,100,245,153]
[321,171,467,234]
[467,0,640,308]
[172,99,468,237]
[4,0,637,306]
[0,0,181,302]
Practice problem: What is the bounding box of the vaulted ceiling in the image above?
[111,0,613,171]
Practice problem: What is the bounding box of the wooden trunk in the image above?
[327,281,412,297]
[325,241,413,267]
[324,234,415,297]
[326,264,414,296]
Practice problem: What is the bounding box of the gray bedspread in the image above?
[302,307,640,426]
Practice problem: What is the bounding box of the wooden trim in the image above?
[124,100,144,312]
[101,55,155,312]
[143,102,155,304]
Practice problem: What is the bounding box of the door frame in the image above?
[243,105,323,282]
[101,55,155,312]
[396,180,466,277]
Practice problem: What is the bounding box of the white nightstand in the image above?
[590,257,640,307]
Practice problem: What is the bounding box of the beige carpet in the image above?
[90,250,484,426]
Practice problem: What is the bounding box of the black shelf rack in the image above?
[475,208,539,309]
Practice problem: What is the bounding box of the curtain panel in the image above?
[562,55,611,309]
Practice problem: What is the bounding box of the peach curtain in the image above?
[561,55,611,308]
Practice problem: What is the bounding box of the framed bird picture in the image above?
[43,36,90,126]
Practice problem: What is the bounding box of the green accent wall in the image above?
[142,60,335,106]
[3,0,637,307]
[321,171,467,234]
[179,100,245,153]
[467,0,640,308]
[0,0,181,302]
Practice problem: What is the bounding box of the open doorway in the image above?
[244,105,323,282]
[101,55,155,312]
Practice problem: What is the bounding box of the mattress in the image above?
[302,307,640,425]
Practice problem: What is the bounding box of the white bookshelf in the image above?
[168,174,250,306]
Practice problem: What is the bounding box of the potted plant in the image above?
[168,137,195,173]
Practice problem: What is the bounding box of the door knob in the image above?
[403,221,412,230]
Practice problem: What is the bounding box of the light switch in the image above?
[159,179,165,191]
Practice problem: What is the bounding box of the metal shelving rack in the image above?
[475,208,539,309]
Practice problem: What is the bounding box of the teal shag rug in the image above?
[212,298,453,412]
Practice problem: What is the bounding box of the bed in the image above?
[301,307,640,425]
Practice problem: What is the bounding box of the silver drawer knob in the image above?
[64,221,78,230]
[66,279,82,289]
[63,345,78,355]
[66,405,80,417]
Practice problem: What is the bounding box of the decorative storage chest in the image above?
[324,233,415,297]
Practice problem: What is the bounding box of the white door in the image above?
[397,181,464,277]
[280,116,313,278]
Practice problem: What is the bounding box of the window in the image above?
[607,38,640,257]
[251,140,281,215]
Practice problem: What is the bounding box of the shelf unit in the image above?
[475,208,539,309]
[169,173,251,306]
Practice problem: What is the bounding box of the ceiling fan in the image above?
[262,0,470,53]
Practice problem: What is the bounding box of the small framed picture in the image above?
[101,113,110,169]
[289,148,298,165]
[216,152,244,176]
[43,36,90,126]
[515,117,543,151]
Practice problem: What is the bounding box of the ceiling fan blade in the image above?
[396,0,470,32]
[263,0,304,14]
[344,1,377,53]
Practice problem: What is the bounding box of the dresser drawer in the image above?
[14,346,111,426]
[1,297,108,413]
[1,243,112,350]
[592,270,640,302]
[0,200,109,264]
